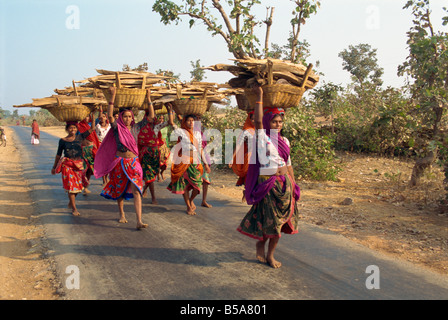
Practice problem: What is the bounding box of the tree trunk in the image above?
[409,99,443,187]
[409,150,436,186]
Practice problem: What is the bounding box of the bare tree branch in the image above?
[264,7,275,57]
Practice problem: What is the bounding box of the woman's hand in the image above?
[251,83,263,98]
[51,168,56,175]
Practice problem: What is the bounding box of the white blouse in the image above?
[256,129,291,176]
[95,123,111,142]
[171,125,203,164]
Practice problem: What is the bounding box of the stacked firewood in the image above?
[203,58,319,89]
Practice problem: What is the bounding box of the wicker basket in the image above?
[155,105,168,115]
[103,87,146,109]
[172,98,209,116]
[44,104,93,122]
[244,83,305,109]
[235,94,253,111]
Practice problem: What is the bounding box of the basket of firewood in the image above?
[45,104,93,122]
[244,82,306,109]
[203,59,318,109]
[171,85,209,116]
[102,73,147,109]
[85,70,168,109]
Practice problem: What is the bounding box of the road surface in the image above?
[10,126,448,303]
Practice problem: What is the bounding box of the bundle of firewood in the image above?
[147,81,230,116]
[203,58,319,110]
[14,95,104,108]
[203,58,319,89]
[14,95,104,122]
[81,69,171,89]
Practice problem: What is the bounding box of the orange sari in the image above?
[231,114,255,186]
[170,118,204,184]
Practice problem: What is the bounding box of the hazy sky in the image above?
[1,0,447,114]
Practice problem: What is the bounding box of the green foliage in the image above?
[190,59,206,81]
[329,84,416,156]
[283,105,340,181]
[338,43,384,88]
[152,0,320,60]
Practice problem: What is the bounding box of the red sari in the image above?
[55,158,89,193]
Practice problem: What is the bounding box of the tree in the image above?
[190,59,207,81]
[338,43,384,89]
[397,0,448,186]
[122,62,149,72]
[155,69,181,83]
[152,0,320,60]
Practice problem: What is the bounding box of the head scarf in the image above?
[94,110,140,178]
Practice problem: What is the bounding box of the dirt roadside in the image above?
[0,126,446,300]
[0,126,60,299]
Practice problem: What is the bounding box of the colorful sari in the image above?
[237,174,299,240]
[101,157,143,200]
[31,121,40,139]
[238,108,300,240]
[167,118,203,194]
[94,110,143,200]
[55,157,89,194]
[138,118,163,185]
[231,112,255,186]
[78,117,100,172]
[82,144,95,171]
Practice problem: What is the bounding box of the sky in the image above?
[1,0,447,115]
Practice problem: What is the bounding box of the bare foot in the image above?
[83,188,91,196]
[72,210,80,216]
[201,202,212,208]
[190,202,196,211]
[256,241,266,263]
[267,258,282,269]
[136,222,148,229]
[118,217,128,223]
[186,208,196,216]
[151,198,158,204]
[142,189,148,198]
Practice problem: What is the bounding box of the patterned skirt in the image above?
[167,164,203,194]
[56,158,89,194]
[237,174,300,240]
[159,143,170,171]
[140,147,160,185]
[202,169,211,185]
[82,145,95,172]
[101,157,143,200]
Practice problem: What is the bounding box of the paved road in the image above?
[10,126,448,301]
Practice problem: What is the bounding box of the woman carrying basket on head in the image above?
[138,102,175,204]
[51,115,96,216]
[237,84,301,269]
[93,87,148,230]
[167,114,211,216]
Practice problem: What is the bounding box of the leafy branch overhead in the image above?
[152,0,320,61]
